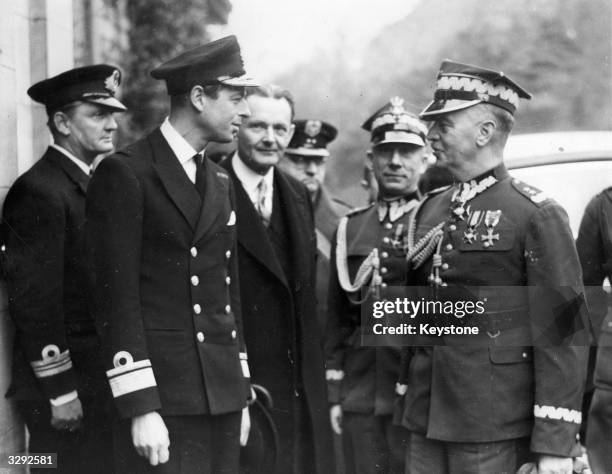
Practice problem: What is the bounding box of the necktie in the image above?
[255,179,270,227]
[194,153,206,198]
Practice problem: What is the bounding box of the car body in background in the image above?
[504,131,612,237]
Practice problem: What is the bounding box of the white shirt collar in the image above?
[231,151,274,203]
[50,144,91,176]
[160,117,204,164]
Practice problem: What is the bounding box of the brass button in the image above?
[191,276,199,286]
[225,250,232,259]
[381,251,389,259]
[193,304,202,315]
[445,244,453,251]
[384,223,393,230]
[383,237,390,244]
[197,332,205,342]
[449,224,457,231]
[190,247,198,257]
[380,267,388,274]
[442,263,449,270]
[225,305,231,314]
[225,276,231,285]
[381,282,388,288]
[231,330,237,339]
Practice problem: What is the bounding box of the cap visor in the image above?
[419,99,481,120]
[285,148,330,158]
[219,74,260,87]
[374,135,425,147]
[87,96,127,111]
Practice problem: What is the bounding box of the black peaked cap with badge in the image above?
[151,35,257,95]
[286,120,338,158]
[420,59,531,120]
[363,96,428,148]
[27,64,126,114]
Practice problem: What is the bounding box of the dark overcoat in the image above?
[221,161,334,474]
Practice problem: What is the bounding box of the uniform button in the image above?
[193,304,202,315]
[225,250,231,259]
[1,245,5,252]
[197,332,205,342]
[449,224,457,231]
[191,275,199,286]
[225,276,231,285]
[381,251,389,259]
[441,282,448,288]
[380,267,388,274]
[522,352,528,359]
[381,282,388,288]
[231,330,237,339]
[190,247,198,257]
[382,237,390,244]
[225,305,231,314]
[442,263,449,270]
[445,244,453,251]
[384,223,393,230]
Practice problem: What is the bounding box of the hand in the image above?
[240,406,251,446]
[537,455,573,474]
[330,404,343,435]
[131,412,170,466]
[50,397,83,432]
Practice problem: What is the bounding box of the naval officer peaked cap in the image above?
[420,59,532,120]
[286,120,338,158]
[151,35,258,95]
[363,97,428,147]
[27,64,127,114]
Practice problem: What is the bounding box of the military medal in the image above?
[481,210,501,247]
[450,176,497,222]
[463,210,483,244]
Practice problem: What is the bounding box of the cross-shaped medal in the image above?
[463,230,477,244]
[481,229,499,247]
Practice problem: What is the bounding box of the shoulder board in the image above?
[425,184,452,196]
[345,202,375,217]
[216,171,229,179]
[511,179,549,206]
[331,197,353,211]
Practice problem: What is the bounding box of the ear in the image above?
[366,150,374,167]
[189,85,206,112]
[53,111,71,136]
[476,119,496,147]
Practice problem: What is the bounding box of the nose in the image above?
[105,114,118,131]
[238,98,250,118]
[262,125,275,143]
[305,160,318,175]
[389,149,402,166]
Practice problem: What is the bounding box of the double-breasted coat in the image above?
[86,129,250,420]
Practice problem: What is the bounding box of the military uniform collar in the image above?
[377,191,419,223]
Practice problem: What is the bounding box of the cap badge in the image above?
[390,96,405,116]
[305,120,322,137]
[104,70,120,95]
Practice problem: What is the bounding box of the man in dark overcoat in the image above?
[2,65,126,473]
[86,36,255,473]
[221,85,334,474]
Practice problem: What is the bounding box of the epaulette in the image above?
[345,202,375,217]
[511,178,549,206]
[425,184,452,196]
[331,197,353,211]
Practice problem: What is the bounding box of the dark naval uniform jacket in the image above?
[3,146,107,404]
[314,187,351,333]
[221,160,334,474]
[398,164,588,457]
[86,129,250,419]
[325,196,418,415]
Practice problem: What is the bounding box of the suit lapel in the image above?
[149,129,201,230]
[223,161,289,288]
[46,147,89,195]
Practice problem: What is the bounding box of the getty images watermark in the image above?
[360,285,591,347]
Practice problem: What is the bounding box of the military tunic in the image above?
[398,164,588,458]
[326,196,418,473]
